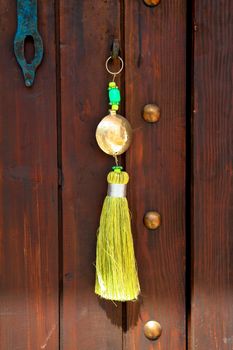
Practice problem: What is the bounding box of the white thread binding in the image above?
[107,183,127,198]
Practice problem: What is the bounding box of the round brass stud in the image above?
[143,211,161,230]
[143,0,161,7]
[144,320,162,340]
[143,104,160,123]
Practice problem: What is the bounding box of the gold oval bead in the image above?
[96,112,132,156]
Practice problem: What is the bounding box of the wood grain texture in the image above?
[0,1,59,349]
[124,1,186,349]
[191,1,233,349]
[59,1,123,349]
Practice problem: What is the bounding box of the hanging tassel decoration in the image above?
[95,54,140,301]
[95,166,140,301]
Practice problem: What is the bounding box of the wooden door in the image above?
[0,1,232,349]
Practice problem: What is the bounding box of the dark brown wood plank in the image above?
[191,1,233,349]
[124,1,186,349]
[59,1,123,349]
[0,1,59,349]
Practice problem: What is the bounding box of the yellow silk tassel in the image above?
[95,169,140,301]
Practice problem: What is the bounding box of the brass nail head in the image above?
[143,0,161,7]
[143,104,160,123]
[144,320,162,340]
[144,211,161,230]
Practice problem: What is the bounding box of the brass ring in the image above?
[105,56,124,76]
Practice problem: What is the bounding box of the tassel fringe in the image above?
[95,170,140,301]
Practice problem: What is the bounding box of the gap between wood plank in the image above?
[186,0,194,349]
[55,0,63,349]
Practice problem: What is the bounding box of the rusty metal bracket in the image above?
[14,0,43,87]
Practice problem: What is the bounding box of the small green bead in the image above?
[112,165,123,172]
[111,104,119,111]
[109,82,116,88]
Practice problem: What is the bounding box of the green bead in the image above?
[112,165,123,172]
[109,82,116,88]
[109,87,121,104]
[111,104,119,111]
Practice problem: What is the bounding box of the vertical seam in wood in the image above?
[186,0,195,348]
[55,1,63,349]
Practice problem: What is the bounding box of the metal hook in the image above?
[111,39,120,59]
